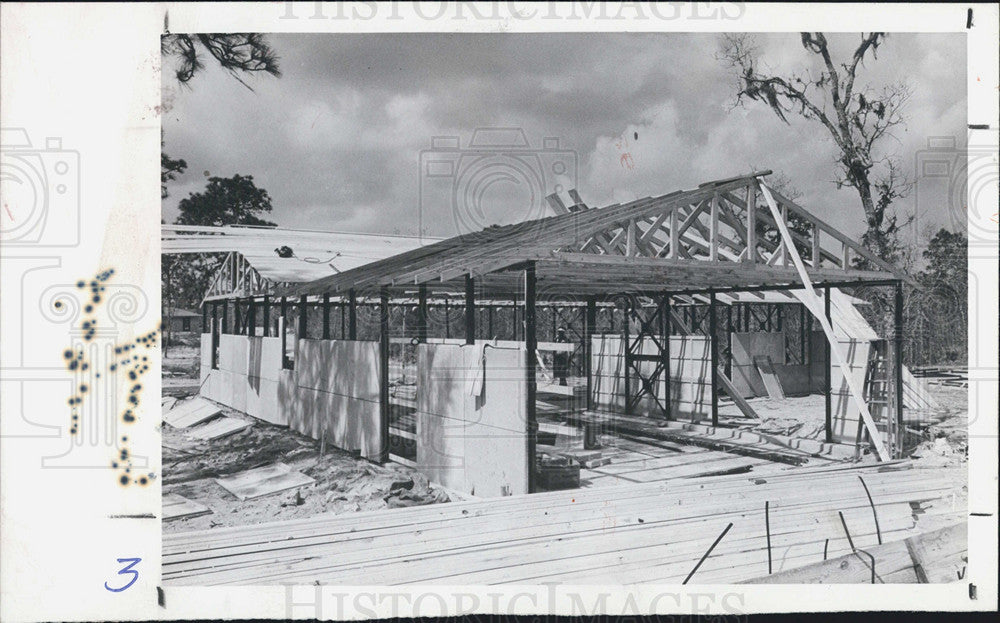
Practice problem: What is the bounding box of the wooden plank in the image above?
[163,398,222,429]
[162,466,956,570]
[188,417,251,441]
[214,463,315,502]
[163,494,213,522]
[759,182,889,462]
[716,369,761,419]
[754,356,787,400]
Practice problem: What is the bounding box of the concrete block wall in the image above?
[416,343,528,497]
[591,334,712,420]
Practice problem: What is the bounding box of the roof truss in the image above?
[282,172,906,299]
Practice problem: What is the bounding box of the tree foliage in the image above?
[161,33,281,90]
[720,33,912,264]
[176,174,277,227]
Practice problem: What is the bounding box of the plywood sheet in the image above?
[163,494,212,521]
[189,416,252,441]
[730,332,785,397]
[214,463,315,501]
[163,397,222,428]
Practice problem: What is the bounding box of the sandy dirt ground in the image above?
[161,345,451,534]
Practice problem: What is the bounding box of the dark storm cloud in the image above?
[162,32,966,242]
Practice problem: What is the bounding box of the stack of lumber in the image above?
[744,521,967,584]
[581,411,853,464]
[163,462,964,586]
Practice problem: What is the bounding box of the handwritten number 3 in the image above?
[104,557,141,592]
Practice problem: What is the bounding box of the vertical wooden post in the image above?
[824,285,833,443]
[417,284,428,343]
[347,289,357,340]
[465,274,476,345]
[709,291,719,426]
[664,293,673,420]
[298,295,308,339]
[322,293,330,339]
[894,281,905,458]
[378,287,390,463]
[585,296,596,412]
[261,295,270,337]
[523,263,538,494]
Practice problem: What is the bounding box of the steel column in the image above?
[378,287,390,463]
[664,293,673,420]
[322,293,330,339]
[524,263,538,493]
[623,296,631,416]
[417,284,428,343]
[824,286,833,443]
[709,291,719,426]
[261,295,270,337]
[348,289,357,340]
[894,281,904,458]
[465,274,476,345]
[585,296,596,411]
[298,295,308,339]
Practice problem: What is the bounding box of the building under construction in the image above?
[161,171,964,585]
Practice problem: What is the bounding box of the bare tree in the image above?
[161,33,281,90]
[720,33,912,264]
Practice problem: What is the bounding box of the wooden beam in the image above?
[759,181,890,461]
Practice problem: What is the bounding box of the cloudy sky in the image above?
[162,32,966,245]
